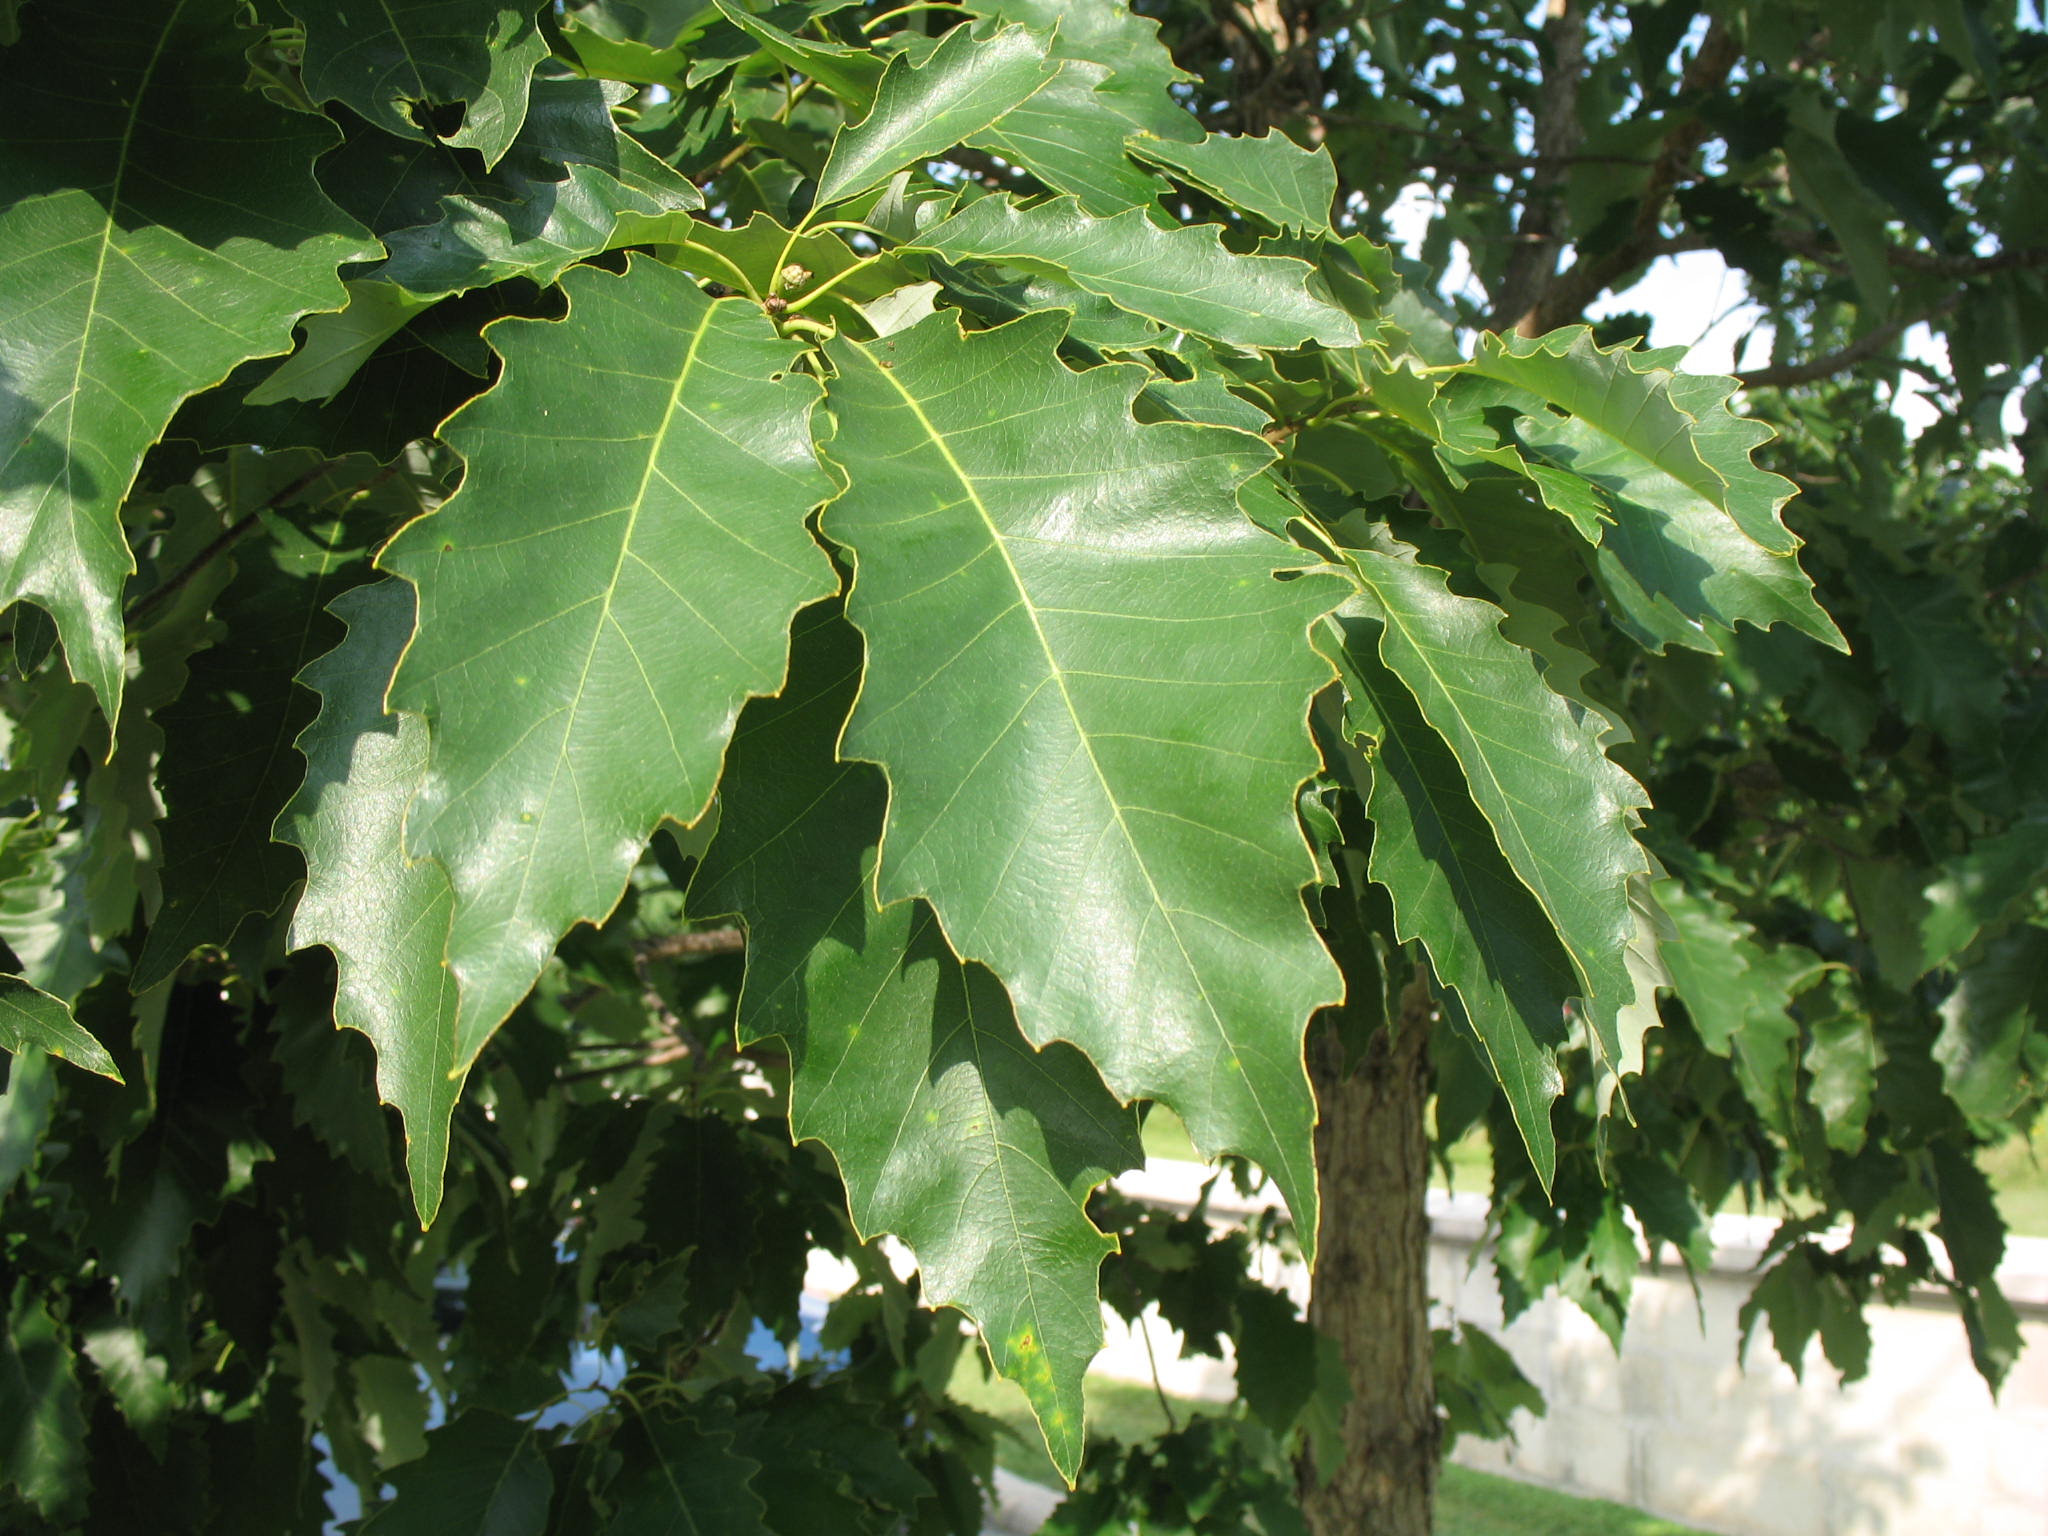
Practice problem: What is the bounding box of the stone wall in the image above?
[1103,1164,2048,1536]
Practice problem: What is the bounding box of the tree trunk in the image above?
[1299,970,1438,1536]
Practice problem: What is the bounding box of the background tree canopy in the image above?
[0,2,2040,1533]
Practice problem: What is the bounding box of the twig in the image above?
[637,927,746,959]
[123,458,350,630]
[1735,296,1960,389]
[1138,1311,1180,1434]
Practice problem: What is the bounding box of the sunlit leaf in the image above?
[819,311,1344,1238]
[692,605,1138,1483]
[381,256,836,1049]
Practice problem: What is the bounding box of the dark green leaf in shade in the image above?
[1127,130,1338,234]
[1854,553,2010,757]
[133,459,408,991]
[908,196,1362,350]
[0,1282,87,1520]
[0,0,377,721]
[599,1404,771,1535]
[247,282,439,407]
[288,0,550,169]
[814,23,1058,207]
[0,975,121,1080]
[1319,617,1568,1184]
[361,1411,552,1535]
[1920,818,2048,975]
[334,76,706,298]
[819,312,1345,1242]
[276,580,462,1223]
[0,815,109,1003]
[1934,925,2048,1121]
[691,605,1140,1483]
[382,258,837,1061]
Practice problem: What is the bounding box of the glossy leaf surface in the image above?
[382,257,837,1049]
[0,976,121,1082]
[289,0,550,168]
[815,24,1057,207]
[820,312,1344,1236]
[692,606,1138,1482]
[909,196,1362,350]
[0,0,375,719]
[277,580,461,1223]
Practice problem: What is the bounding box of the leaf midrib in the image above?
[855,346,1284,1165]
[1354,566,1637,1003]
[490,300,718,987]
[1341,634,1551,1083]
[49,0,181,655]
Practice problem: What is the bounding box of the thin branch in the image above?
[637,927,746,960]
[1138,1310,1180,1434]
[123,458,397,631]
[1734,297,1959,389]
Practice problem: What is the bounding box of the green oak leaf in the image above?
[818,311,1345,1241]
[1854,552,2009,756]
[0,0,377,721]
[1335,527,1651,1075]
[692,605,1139,1484]
[288,0,551,169]
[0,976,122,1081]
[908,195,1362,350]
[381,256,837,1053]
[331,76,705,298]
[1920,818,2048,975]
[709,0,883,107]
[0,1283,88,1520]
[814,23,1058,207]
[1934,925,2048,1121]
[248,281,440,407]
[1128,130,1338,234]
[0,815,106,1003]
[361,1412,551,1535]
[1654,883,1824,1133]
[1459,328,1845,652]
[276,580,462,1224]
[133,456,417,992]
[966,64,1174,216]
[601,1404,771,1535]
[964,0,1200,141]
[1318,623,1568,1183]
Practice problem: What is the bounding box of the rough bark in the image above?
[1492,0,1586,336]
[1299,969,1438,1536]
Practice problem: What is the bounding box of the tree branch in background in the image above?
[1735,296,1961,389]
[1490,0,1585,332]
[1514,17,1739,335]
[122,458,349,631]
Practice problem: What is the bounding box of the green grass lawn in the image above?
[1142,1110,2048,1237]
[948,1355,1713,1536]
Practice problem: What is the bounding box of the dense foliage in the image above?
[0,0,2041,1531]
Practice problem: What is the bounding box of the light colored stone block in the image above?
[1988,1415,2048,1504]
[1638,1432,1827,1536]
